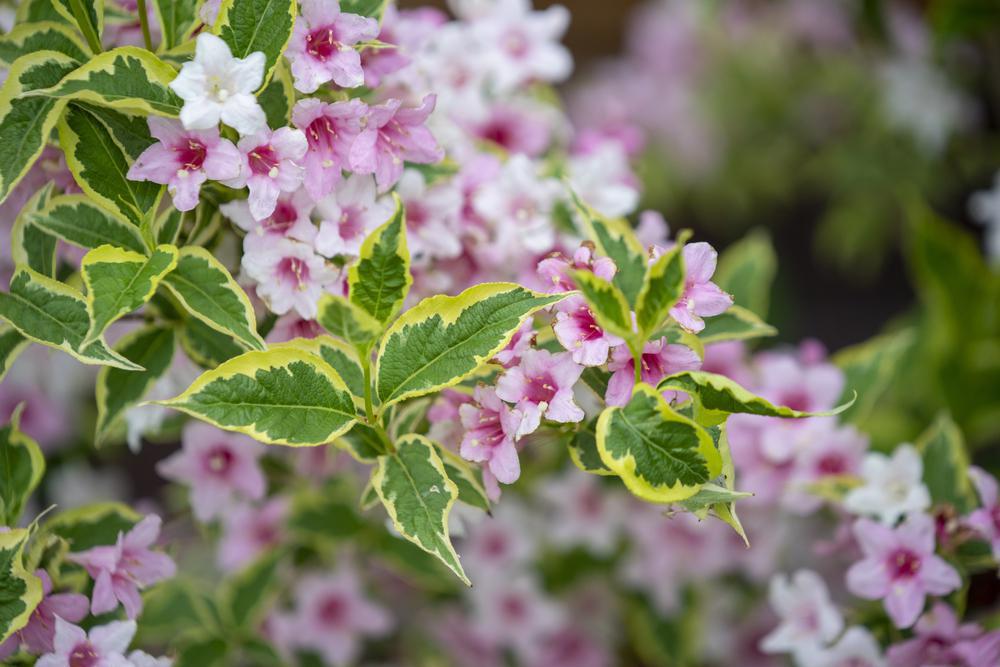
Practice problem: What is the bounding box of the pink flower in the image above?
[0,570,88,657]
[68,515,176,619]
[493,321,534,369]
[495,349,584,435]
[468,575,564,659]
[35,617,136,667]
[473,0,572,92]
[228,127,308,221]
[127,118,241,211]
[396,169,463,263]
[535,469,625,555]
[552,295,625,367]
[349,94,444,191]
[266,314,324,344]
[967,466,1000,560]
[785,423,867,515]
[222,187,317,252]
[605,339,701,407]
[217,498,288,572]
[314,174,394,257]
[459,386,524,487]
[760,569,843,661]
[242,237,341,319]
[286,0,378,93]
[886,602,989,667]
[272,567,391,666]
[754,351,845,413]
[536,243,617,293]
[292,98,367,200]
[156,422,266,523]
[358,7,413,88]
[471,102,552,157]
[846,514,961,629]
[667,242,732,333]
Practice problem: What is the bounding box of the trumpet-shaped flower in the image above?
[156,421,266,522]
[843,444,931,525]
[537,243,617,293]
[222,187,317,252]
[314,174,394,257]
[292,98,367,200]
[760,569,844,662]
[459,386,524,487]
[496,349,584,436]
[169,32,266,136]
[68,515,176,619]
[217,498,288,572]
[605,339,701,407]
[667,242,732,333]
[886,602,990,667]
[286,0,379,93]
[811,627,885,667]
[966,466,1000,560]
[396,169,464,262]
[553,295,625,367]
[242,237,341,319]
[228,127,308,221]
[35,618,135,667]
[473,0,572,92]
[846,514,961,629]
[127,118,241,211]
[349,95,444,191]
[0,570,88,658]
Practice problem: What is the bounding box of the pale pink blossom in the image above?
[493,321,534,369]
[605,339,701,407]
[553,295,625,367]
[667,242,732,332]
[459,501,536,577]
[396,169,464,263]
[459,386,524,487]
[886,602,990,667]
[222,188,317,252]
[292,98,367,200]
[844,445,931,525]
[760,569,844,661]
[966,466,1000,560]
[286,0,378,93]
[35,617,135,667]
[567,140,640,218]
[357,7,414,88]
[754,351,845,413]
[473,0,572,92]
[242,237,341,319]
[227,127,308,221]
[217,498,288,572]
[68,515,175,619]
[811,627,885,667]
[470,102,552,157]
[427,389,474,451]
[535,468,625,555]
[0,570,88,658]
[785,423,867,514]
[495,349,584,435]
[127,118,241,211]
[537,243,617,293]
[265,314,324,344]
[313,174,394,257]
[156,422,266,522]
[469,575,564,659]
[349,94,443,191]
[846,514,961,628]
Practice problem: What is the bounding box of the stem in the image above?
[362,351,375,424]
[630,339,643,388]
[136,0,154,52]
[69,0,102,53]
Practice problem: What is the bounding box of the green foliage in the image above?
[152,0,198,51]
[713,228,776,317]
[917,414,978,513]
[571,269,634,341]
[213,0,296,82]
[0,529,43,645]
[635,240,686,336]
[0,21,88,66]
[45,502,140,551]
[0,407,45,527]
[576,201,647,305]
[31,194,147,252]
[316,294,383,349]
[348,195,411,324]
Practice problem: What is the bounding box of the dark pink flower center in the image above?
[523,373,557,405]
[816,454,847,476]
[265,200,299,234]
[887,548,922,580]
[247,144,280,176]
[639,351,668,383]
[306,26,342,61]
[277,257,310,289]
[318,594,348,625]
[578,486,603,518]
[471,408,506,448]
[572,306,606,342]
[69,642,99,667]
[204,445,235,476]
[253,521,280,546]
[481,531,509,558]
[338,206,366,240]
[175,138,207,171]
[500,594,527,621]
[780,390,812,413]
[480,118,515,149]
[991,505,1000,534]
[406,201,429,231]
[305,115,341,157]
[503,29,530,59]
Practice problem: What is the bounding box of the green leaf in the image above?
[222,549,283,630]
[152,0,198,51]
[10,184,58,278]
[376,283,565,408]
[258,58,293,128]
[316,294,382,348]
[95,325,176,445]
[158,347,358,446]
[697,305,777,344]
[0,266,143,370]
[372,434,469,585]
[634,239,685,336]
[59,103,162,225]
[179,317,243,369]
[576,199,647,305]
[657,370,856,427]
[175,636,229,667]
[155,208,184,246]
[339,0,390,20]
[288,484,365,542]
[0,406,45,527]
[0,529,43,645]
[81,244,179,344]
[571,270,634,341]
[213,0,296,82]
[917,414,977,513]
[26,47,184,116]
[275,336,365,399]
[163,246,265,351]
[51,0,104,48]
[16,0,73,24]
[596,383,721,503]
[31,194,146,253]
[433,440,490,512]
[0,21,88,66]
[335,422,385,462]
[0,327,30,382]
[348,194,410,324]
[713,228,776,317]
[676,425,750,545]
[833,328,915,425]
[568,418,614,476]
[45,502,140,551]
[0,51,78,204]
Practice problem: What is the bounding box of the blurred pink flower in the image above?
[286,0,378,93]
[35,618,135,667]
[227,128,308,221]
[218,498,288,572]
[537,243,617,293]
[459,386,524,488]
[666,242,732,333]
[605,339,701,407]
[0,570,88,658]
[966,466,1000,560]
[349,95,443,191]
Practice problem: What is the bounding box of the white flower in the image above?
[170,32,267,136]
[879,57,969,154]
[760,570,844,663]
[567,141,640,218]
[969,171,1000,264]
[472,0,572,92]
[811,627,886,667]
[242,237,340,319]
[844,443,931,524]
